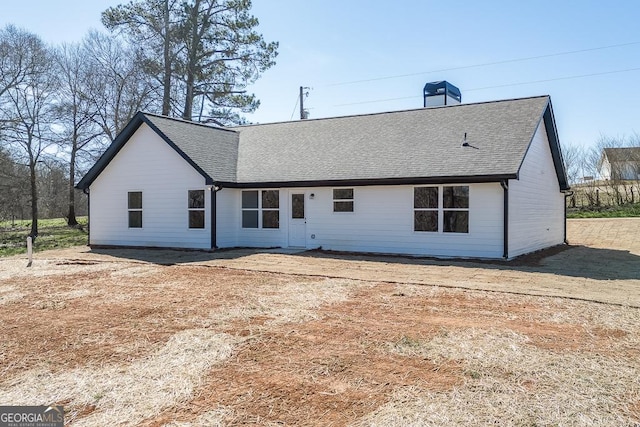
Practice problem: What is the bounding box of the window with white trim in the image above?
[414,185,469,233]
[128,191,142,228]
[188,190,205,229]
[242,190,280,228]
[413,187,438,232]
[333,188,354,212]
[442,186,469,233]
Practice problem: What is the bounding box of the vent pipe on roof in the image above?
[423,81,461,107]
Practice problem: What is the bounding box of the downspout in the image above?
[83,187,90,246]
[500,180,509,259]
[563,190,574,244]
[210,184,223,250]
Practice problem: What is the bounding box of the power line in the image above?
[332,66,640,107]
[289,94,300,121]
[326,41,640,87]
[464,66,640,92]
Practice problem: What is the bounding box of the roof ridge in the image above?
[141,111,239,134]
[233,95,551,129]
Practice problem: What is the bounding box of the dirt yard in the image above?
[0,218,639,426]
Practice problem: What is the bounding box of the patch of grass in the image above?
[0,217,88,257]
[567,203,640,218]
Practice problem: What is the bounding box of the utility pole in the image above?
[299,86,310,119]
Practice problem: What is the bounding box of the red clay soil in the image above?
[0,266,314,379]
[1,260,636,426]
[142,282,632,426]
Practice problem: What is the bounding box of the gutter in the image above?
[500,180,509,259]
[216,174,518,189]
[562,190,574,244]
[210,184,223,250]
[83,187,90,246]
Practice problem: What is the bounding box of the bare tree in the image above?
[36,159,69,219]
[53,42,107,226]
[0,26,45,100]
[82,31,158,141]
[561,142,587,207]
[561,142,584,185]
[0,147,29,222]
[0,29,57,238]
[595,136,630,206]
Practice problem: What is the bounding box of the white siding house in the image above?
[598,147,640,181]
[89,124,211,249]
[508,123,565,257]
[78,95,569,259]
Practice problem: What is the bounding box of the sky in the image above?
[2,0,639,148]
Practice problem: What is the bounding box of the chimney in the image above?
[423,81,461,107]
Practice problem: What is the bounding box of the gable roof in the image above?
[77,96,569,191]
[76,112,238,189]
[602,147,640,163]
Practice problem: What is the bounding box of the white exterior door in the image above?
[288,192,306,247]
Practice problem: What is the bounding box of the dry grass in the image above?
[0,284,25,305]
[201,277,358,327]
[366,327,640,426]
[1,219,639,426]
[0,329,238,426]
[161,408,231,427]
[360,287,640,426]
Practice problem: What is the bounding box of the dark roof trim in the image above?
[142,116,214,185]
[215,174,517,189]
[543,101,570,191]
[514,99,569,192]
[76,112,213,190]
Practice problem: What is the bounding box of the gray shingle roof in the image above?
[78,96,567,191]
[144,114,238,183]
[603,147,640,163]
[234,96,551,184]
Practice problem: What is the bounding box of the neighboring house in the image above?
[76,95,569,259]
[598,147,640,181]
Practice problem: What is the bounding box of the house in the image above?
[598,147,640,181]
[76,94,569,259]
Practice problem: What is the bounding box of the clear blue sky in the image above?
[2,0,639,148]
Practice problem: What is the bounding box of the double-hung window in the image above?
[242,190,280,228]
[128,191,143,228]
[188,190,205,229]
[333,188,354,212]
[414,186,469,233]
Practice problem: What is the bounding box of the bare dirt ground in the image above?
[0,218,639,426]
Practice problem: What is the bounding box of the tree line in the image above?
[0,0,277,238]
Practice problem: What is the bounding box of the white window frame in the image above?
[188,189,206,229]
[241,190,259,228]
[413,186,439,233]
[241,190,280,229]
[414,185,469,234]
[127,191,143,229]
[332,188,354,213]
[442,185,469,233]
